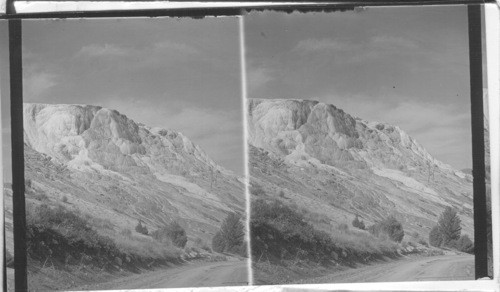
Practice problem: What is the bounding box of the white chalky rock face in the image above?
[247,98,474,238]
[248,98,458,173]
[23,103,224,175]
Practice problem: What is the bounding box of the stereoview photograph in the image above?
[3,16,248,291]
[245,6,477,284]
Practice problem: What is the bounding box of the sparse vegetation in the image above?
[368,216,404,243]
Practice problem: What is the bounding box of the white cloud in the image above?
[77,44,131,58]
[153,41,199,55]
[23,70,58,99]
[247,66,274,91]
[293,38,354,53]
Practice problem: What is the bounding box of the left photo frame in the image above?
[2,16,250,291]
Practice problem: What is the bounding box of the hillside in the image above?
[23,103,245,243]
[248,98,473,241]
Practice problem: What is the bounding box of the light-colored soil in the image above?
[297,254,474,284]
[76,259,249,290]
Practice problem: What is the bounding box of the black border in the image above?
[468,4,488,279]
[8,18,27,291]
[4,1,491,289]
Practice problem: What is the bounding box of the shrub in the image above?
[152,221,188,248]
[338,223,349,233]
[250,183,266,196]
[418,238,429,247]
[437,206,462,245]
[194,237,211,252]
[62,195,68,203]
[368,216,404,243]
[450,234,474,254]
[278,190,286,198]
[352,215,365,230]
[135,220,149,235]
[429,225,443,247]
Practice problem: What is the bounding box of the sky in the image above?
[244,6,474,170]
[17,16,244,176]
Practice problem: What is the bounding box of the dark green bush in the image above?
[152,221,188,248]
[250,183,266,196]
[449,234,474,254]
[352,215,365,230]
[368,216,404,242]
[135,220,149,235]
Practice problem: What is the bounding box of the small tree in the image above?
[352,215,365,230]
[219,213,245,252]
[429,225,443,247]
[212,212,245,254]
[437,206,461,245]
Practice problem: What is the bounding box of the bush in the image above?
[278,190,286,198]
[62,195,68,203]
[437,206,462,245]
[250,183,266,196]
[368,216,404,243]
[429,225,443,247]
[152,221,188,248]
[135,220,149,235]
[194,237,211,252]
[352,215,365,230]
[450,234,474,254]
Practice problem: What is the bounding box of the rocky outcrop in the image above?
[248,98,473,239]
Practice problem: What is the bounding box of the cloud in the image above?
[293,38,354,53]
[370,36,419,50]
[23,70,58,100]
[153,41,200,55]
[247,66,274,91]
[76,41,199,60]
[77,44,131,58]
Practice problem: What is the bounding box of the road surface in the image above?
[301,255,474,284]
[79,259,249,290]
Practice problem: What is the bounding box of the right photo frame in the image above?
[243,5,491,285]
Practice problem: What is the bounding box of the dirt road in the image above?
[302,255,474,284]
[78,259,249,290]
